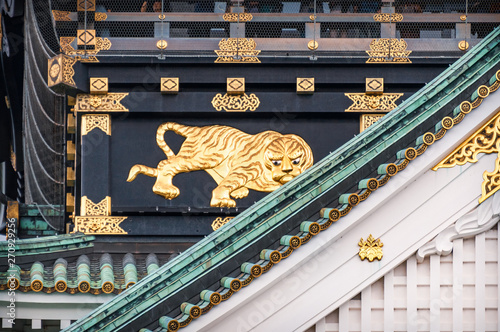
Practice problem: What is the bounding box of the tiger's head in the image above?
[264,135,314,185]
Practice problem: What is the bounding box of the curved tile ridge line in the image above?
[145,72,500,332]
[1,253,160,295]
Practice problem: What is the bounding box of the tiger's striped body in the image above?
[127,122,313,207]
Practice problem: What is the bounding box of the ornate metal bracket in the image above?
[75,93,129,112]
[433,78,500,203]
[211,217,234,231]
[345,93,403,112]
[60,36,112,63]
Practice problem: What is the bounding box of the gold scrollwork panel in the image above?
[215,38,261,63]
[211,217,235,231]
[212,93,260,112]
[373,13,403,22]
[223,13,253,22]
[126,123,313,207]
[366,39,412,63]
[81,196,111,216]
[360,114,385,133]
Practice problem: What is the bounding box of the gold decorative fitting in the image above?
[80,196,111,216]
[215,38,261,63]
[73,216,127,235]
[309,14,316,21]
[158,14,165,20]
[67,113,76,134]
[161,78,179,94]
[95,12,107,21]
[307,40,318,51]
[67,167,75,187]
[126,122,313,207]
[433,111,500,203]
[366,78,384,95]
[73,197,127,234]
[227,78,245,95]
[67,141,75,160]
[223,13,253,22]
[75,93,129,112]
[460,15,467,21]
[66,193,75,213]
[47,54,77,88]
[366,39,412,63]
[77,29,96,46]
[297,78,314,94]
[373,13,403,22]
[157,40,168,50]
[345,93,403,112]
[52,10,71,21]
[212,93,260,112]
[360,114,385,132]
[211,217,234,231]
[77,0,95,11]
[458,40,469,51]
[31,280,43,292]
[81,114,111,136]
[60,36,111,63]
[358,234,383,262]
[90,77,108,94]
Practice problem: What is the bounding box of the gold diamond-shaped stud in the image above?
[227,78,245,95]
[297,78,314,94]
[77,0,95,11]
[90,77,108,94]
[77,29,96,46]
[366,78,383,95]
[161,77,179,94]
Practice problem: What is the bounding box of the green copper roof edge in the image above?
[0,233,95,256]
[65,28,500,332]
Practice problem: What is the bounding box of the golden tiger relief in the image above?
[126,122,313,207]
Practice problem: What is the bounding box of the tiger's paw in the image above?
[153,184,180,200]
[210,196,236,208]
[230,187,249,199]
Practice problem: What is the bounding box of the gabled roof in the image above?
[65,27,500,332]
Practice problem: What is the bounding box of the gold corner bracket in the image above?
[215,38,261,63]
[433,79,500,203]
[358,234,383,262]
[73,196,127,235]
[75,93,129,112]
[48,54,77,89]
[81,114,111,136]
[366,39,412,64]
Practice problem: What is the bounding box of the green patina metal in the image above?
[65,27,500,332]
[0,233,95,258]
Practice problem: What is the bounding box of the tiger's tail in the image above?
[156,122,198,158]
